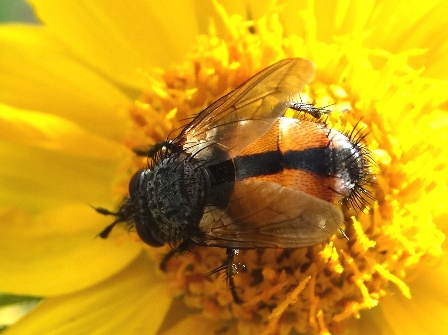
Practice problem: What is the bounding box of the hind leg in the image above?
[207,248,245,304]
[225,248,245,304]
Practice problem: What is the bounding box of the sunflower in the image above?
[1,0,447,334]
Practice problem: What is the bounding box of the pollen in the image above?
[118,8,446,335]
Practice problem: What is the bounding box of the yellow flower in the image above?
[1,0,447,334]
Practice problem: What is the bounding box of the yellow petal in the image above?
[362,0,448,79]
[0,139,118,213]
[0,103,125,159]
[0,25,130,141]
[330,257,448,335]
[279,1,376,45]
[208,0,272,23]
[279,0,447,79]
[3,253,170,335]
[28,0,201,90]
[0,204,141,296]
[379,258,448,334]
[363,1,447,50]
[422,39,448,79]
[343,307,395,335]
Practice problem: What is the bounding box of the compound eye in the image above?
[128,169,146,198]
[135,221,165,247]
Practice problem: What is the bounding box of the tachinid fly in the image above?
[96,58,375,303]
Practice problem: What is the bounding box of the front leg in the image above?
[160,239,195,271]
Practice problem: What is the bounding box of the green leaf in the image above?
[0,294,40,307]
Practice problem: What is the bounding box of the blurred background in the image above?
[0,0,40,331]
[0,0,37,23]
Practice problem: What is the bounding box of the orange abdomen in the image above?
[235,118,352,203]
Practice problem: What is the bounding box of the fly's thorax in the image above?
[129,152,208,246]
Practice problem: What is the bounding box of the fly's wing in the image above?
[196,180,342,248]
[178,58,315,162]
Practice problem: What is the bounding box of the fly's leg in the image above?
[225,248,245,304]
[133,140,172,157]
[160,239,195,271]
[207,248,244,304]
[205,248,245,304]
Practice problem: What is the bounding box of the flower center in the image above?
[118,10,445,335]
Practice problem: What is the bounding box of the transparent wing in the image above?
[196,180,343,248]
[178,58,315,162]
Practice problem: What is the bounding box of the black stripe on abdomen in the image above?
[234,151,283,180]
[234,147,336,180]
